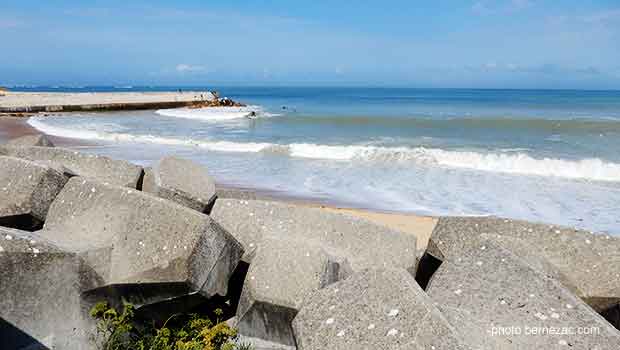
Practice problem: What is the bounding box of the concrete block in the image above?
[236,238,345,346]
[143,156,216,212]
[210,199,417,272]
[0,146,143,188]
[0,227,100,349]
[426,240,620,349]
[292,268,467,350]
[0,156,67,229]
[39,177,244,298]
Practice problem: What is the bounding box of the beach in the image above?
[4,87,620,235]
[4,2,620,347]
[12,87,619,236]
[3,91,620,350]
[0,115,84,147]
[0,113,438,249]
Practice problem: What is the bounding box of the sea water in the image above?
[24,87,620,234]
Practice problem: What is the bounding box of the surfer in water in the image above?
[246,111,257,119]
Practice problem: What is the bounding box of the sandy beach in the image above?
[0,115,437,249]
[0,116,86,147]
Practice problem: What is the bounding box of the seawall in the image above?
[0,91,215,113]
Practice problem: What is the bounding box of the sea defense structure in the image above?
[0,135,619,349]
[143,156,217,213]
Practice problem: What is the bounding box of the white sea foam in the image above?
[28,117,620,182]
[155,106,272,121]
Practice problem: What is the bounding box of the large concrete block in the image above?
[0,146,143,188]
[0,227,100,350]
[0,156,67,229]
[6,134,55,147]
[143,156,216,212]
[215,186,259,201]
[210,199,417,272]
[427,216,620,315]
[236,237,345,346]
[39,177,244,298]
[426,240,620,349]
[292,268,467,350]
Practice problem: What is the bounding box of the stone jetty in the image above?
[0,91,240,114]
[1,134,619,349]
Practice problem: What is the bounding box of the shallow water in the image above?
[25,87,620,234]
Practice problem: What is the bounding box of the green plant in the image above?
[234,342,254,350]
[89,301,252,350]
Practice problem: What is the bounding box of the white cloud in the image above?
[0,19,20,29]
[262,68,271,79]
[472,2,491,15]
[472,0,533,16]
[581,9,620,24]
[175,64,207,73]
[484,62,498,70]
[511,0,532,10]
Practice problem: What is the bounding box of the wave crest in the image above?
[27,117,620,182]
[155,106,274,121]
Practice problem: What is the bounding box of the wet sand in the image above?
[0,116,89,147]
[0,116,437,248]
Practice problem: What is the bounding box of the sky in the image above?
[1,0,619,89]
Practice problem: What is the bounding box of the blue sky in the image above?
[1,0,619,89]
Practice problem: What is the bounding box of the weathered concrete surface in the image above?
[237,335,297,350]
[6,134,54,147]
[143,156,216,213]
[426,240,620,349]
[0,156,67,228]
[427,216,620,314]
[292,268,467,350]
[0,91,215,113]
[210,199,417,271]
[236,238,345,346]
[215,186,259,201]
[39,177,244,298]
[0,146,143,188]
[0,227,100,350]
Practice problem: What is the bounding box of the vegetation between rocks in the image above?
[90,301,253,350]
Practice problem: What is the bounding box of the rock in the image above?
[236,237,346,346]
[6,134,55,147]
[0,156,67,230]
[426,216,620,319]
[39,177,244,299]
[292,268,468,350]
[0,146,143,188]
[143,156,216,213]
[426,240,620,349]
[210,199,417,271]
[0,227,100,349]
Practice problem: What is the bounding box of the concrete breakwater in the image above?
[1,133,620,349]
[0,91,218,114]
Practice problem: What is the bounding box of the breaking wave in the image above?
[155,106,275,121]
[28,117,620,182]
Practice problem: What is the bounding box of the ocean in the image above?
[20,86,620,234]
